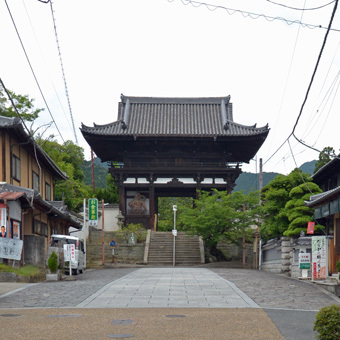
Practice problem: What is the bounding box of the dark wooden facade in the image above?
[81,95,269,230]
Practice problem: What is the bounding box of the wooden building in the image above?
[81,95,269,230]
[0,116,81,266]
[306,157,340,275]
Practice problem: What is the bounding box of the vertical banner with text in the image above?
[88,198,98,226]
[312,236,327,280]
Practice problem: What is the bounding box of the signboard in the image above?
[63,244,75,262]
[128,233,136,245]
[307,222,315,234]
[0,203,7,229]
[88,198,98,226]
[172,229,177,237]
[299,253,311,269]
[0,238,23,261]
[312,236,327,280]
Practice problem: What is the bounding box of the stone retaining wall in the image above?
[261,236,312,278]
[87,227,145,266]
[217,240,254,268]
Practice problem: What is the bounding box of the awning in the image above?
[0,191,26,200]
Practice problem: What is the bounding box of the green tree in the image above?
[283,182,323,237]
[94,174,119,204]
[0,85,43,123]
[36,137,92,211]
[260,169,312,241]
[178,190,259,258]
[314,146,336,173]
[157,197,193,231]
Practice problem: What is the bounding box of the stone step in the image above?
[147,231,202,265]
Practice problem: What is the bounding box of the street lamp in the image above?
[172,205,177,267]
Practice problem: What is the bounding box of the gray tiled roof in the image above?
[81,95,269,138]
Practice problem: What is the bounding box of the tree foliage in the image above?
[283,182,323,237]
[260,169,322,240]
[0,86,42,123]
[314,146,336,173]
[177,190,259,253]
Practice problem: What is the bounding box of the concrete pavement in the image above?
[0,266,339,339]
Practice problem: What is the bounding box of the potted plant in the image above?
[46,251,60,281]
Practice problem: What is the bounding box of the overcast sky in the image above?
[1,0,340,175]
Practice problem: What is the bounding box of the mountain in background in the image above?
[82,158,317,193]
[233,160,317,193]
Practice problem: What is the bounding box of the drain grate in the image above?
[112,319,137,325]
[0,314,21,318]
[106,334,134,339]
[165,314,186,318]
[47,314,84,318]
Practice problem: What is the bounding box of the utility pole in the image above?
[259,158,263,270]
[91,148,95,192]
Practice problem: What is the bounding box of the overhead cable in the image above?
[49,0,78,144]
[265,0,339,165]
[4,0,65,143]
[168,0,340,32]
[266,0,336,11]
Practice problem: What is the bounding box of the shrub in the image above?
[314,305,340,340]
[121,223,147,243]
[47,251,58,273]
[336,260,340,273]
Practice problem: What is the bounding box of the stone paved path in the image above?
[77,268,259,308]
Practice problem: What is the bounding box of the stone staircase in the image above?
[147,231,203,266]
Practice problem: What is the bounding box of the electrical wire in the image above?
[4,0,65,143]
[49,0,78,144]
[266,0,336,11]
[0,77,43,184]
[167,0,340,32]
[264,0,339,166]
[21,0,73,134]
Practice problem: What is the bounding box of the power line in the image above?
[266,0,336,11]
[264,0,339,166]
[21,0,73,134]
[4,0,65,143]
[49,0,78,144]
[168,0,340,32]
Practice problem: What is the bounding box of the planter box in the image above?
[46,273,60,281]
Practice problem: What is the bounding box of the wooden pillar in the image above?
[149,183,155,230]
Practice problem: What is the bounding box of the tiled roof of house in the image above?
[81,95,269,138]
[305,185,340,207]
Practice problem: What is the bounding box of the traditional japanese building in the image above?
[81,95,269,229]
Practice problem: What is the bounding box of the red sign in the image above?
[307,222,315,234]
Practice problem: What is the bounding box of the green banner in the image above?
[88,198,98,226]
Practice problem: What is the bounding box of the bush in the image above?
[314,305,340,340]
[120,223,147,243]
[336,260,340,273]
[47,251,58,273]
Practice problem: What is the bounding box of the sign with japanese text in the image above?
[307,222,315,234]
[299,253,311,269]
[312,236,327,280]
[0,238,23,260]
[88,198,98,226]
[63,244,75,262]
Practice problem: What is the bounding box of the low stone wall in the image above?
[217,240,254,268]
[24,235,46,266]
[261,237,312,278]
[87,227,145,266]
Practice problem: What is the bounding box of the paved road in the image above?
[0,266,339,339]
